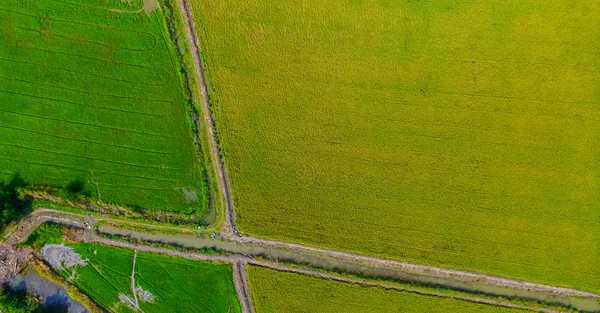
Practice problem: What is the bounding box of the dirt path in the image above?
[130,250,139,310]
[175,0,240,237]
[233,261,256,313]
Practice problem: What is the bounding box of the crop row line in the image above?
[265,90,571,140]
[265,209,594,256]
[0,124,168,155]
[0,141,175,170]
[0,56,170,87]
[278,223,596,276]
[96,182,175,191]
[412,54,600,70]
[151,261,218,311]
[0,108,172,138]
[0,88,169,118]
[261,149,566,198]
[54,0,144,13]
[0,7,158,51]
[135,255,218,271]
[0,155,206,187]
[136,275,190,313]
[6,39,169,73]
[18,26,156,54]
[0,75,174,104]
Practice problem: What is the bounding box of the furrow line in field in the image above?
[267,121,554,151]
[5,41,168,72]
[0,88,168,118]
[0,124,169,155]
[0,156,180,184]
[267,142,572,176]
[0,7,158,50]
[0,108,172,138]
[262,71,597,114]
[96,183,176,191]
[0,56,169,87]
[53,0,144,13]
[0,75,174,104]
[0,142,177,170]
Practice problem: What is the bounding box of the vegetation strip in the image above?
[174,0,239,235]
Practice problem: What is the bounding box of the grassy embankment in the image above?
[190,0,600,292]
[0,0,208,216]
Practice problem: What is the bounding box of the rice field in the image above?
[191,0,600,292]
[53,243,241,313]
[248,266,530,313]
[0,0,208,214]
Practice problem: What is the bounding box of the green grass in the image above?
[0,0,208,215]
[18,223,62,250]
[191,0,600,292]
[248,266,529,313]
[54,242,240,313]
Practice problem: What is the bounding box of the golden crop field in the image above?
[191,0,600,291]
[248,266,530,313]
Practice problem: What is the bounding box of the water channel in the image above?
[10,266,89,313]
[97,223,600,312]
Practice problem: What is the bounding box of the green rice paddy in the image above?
[56,243,241,313]
[0,0,208,215]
